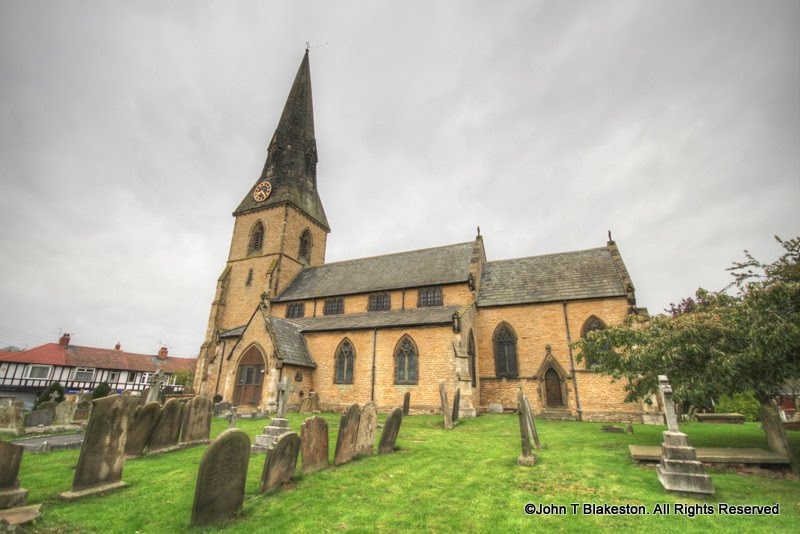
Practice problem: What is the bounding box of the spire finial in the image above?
[305,41,310,51]
[608,230,612,242]
[477,226,481,237]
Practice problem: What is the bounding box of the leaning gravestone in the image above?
[0,441,27,509]
[452,388,461,424]
[54,400,77,425]
[516,388,537,466]
[181,396,212,445]
[191,429,250,527]
[147,398,184,453]
[125,402,162,457]
[333,404,361,466]
[146,370,167,404]
[260,432,301,493]
[523,396,540,449]
[378,407,403,454]
[59,395,135,501]
[23,410,53,428]
[301,416,329,474]
[402,391,411,416]
[439,381,453,429]
[655,375,713,495]
[356,402,378,457]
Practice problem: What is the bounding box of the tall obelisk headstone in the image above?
[439,381,453,429]
[516,387,538,466]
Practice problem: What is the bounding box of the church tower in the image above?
[196,51,329,393]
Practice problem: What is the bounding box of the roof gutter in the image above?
[562,301,582,421]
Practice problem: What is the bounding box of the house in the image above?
[0,333,196,408]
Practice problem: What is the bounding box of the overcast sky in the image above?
[1,1,797,358]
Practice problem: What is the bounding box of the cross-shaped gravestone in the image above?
[658,375,679,432]
[276,376,292,418]
[146,370,166,403]
[228,406,238,429]
[49,390,61,402]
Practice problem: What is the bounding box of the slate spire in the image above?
[234,50,329,231]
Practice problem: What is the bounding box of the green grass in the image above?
[14,414,800,533]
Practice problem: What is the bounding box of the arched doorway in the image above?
[233,346,266,405]
[544,368,564,407]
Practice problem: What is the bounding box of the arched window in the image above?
[394,335,418,385]
[249,221,264,254]
[468,330,477,388]
[581,315,607,369]
[334,339,355,384]
[493,323,518,378]
[299,229,312,263]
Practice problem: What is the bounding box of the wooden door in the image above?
[232,347,266,405]
[544,368,563,407]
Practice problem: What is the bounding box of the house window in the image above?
[368,292,391,311]
[299,229,312,263]
[418,287,442,307]
[493,323,518,378]
[24,365,52,379]
[249,221,264,254]
[286,302,305,318]
[139,372,152,384]
[394,335,418,385]
[128,372,137,382]
[581,315,607,369]
[334,339,355,384]
[107,371,120,384]
[324,297,344,315]
[71,367,96,382]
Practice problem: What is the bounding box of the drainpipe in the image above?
[371,328,377,402]
[214,337,227,398]
[562,301,583,421]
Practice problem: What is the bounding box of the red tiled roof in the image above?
[0,350,21,361]
[1,343,195,373]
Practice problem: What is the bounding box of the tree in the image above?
[577,236,800,473]
[91,382,112,400]
[34,381,65,409]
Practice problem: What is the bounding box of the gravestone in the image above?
[146,370,167,404]
[125,402,162,457]
[54,400,77,425]
[601,425,625,434]
[253,376,291,451]
[147,398,184,453]
[34,401,57,418]
[73,399,93,422]
[59,394,135,501]
[452,388,461,424]
[23,410,52,428]
[626,423,634,434]
[655,375,714,495]
[260,432,301,493]
[439,381,453,429]
[487,403,503,414]
[0,441,27,509]
[300,392,320,413]
[181,396,212,445]
[228,406,238,429]
[333,404,361,466]
[0,399,21,431]
[213,401,232,416]
[191,429,250,527]
[402,391,411,416]
[78,391,92,403]
[378,407,403,454]
[301,416,329,474]
[355,402,378,457]
[524,396,540,449]
[516,388,537,466]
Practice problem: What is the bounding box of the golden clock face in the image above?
[253,181,272,202]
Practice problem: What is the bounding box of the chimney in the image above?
[158,346,168,360]
[59,333,71,347]
[115,342,121,351]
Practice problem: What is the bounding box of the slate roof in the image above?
[290,305,460,332]
[477,247,628,307]
[275,242,474,301]
[0,344,196,373]
[268,316,316,368]
[219,326,246,339]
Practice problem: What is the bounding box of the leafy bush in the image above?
[716,391,760,421]
[34,381,65,408]
[92,382,112,400]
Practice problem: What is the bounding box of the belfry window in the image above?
[418,287,443,307]
[324,297,344,315]
[286,302,305,318]
[368,292,391,311]
[493,323,518,378]
[334,339,355,384]
[249,221,264,254]
[299,229,312,263]
[245,269,253,287]
[394,335,419,385]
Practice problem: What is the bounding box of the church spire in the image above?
[234,50,329,231]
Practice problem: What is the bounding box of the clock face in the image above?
[253,181,272,202]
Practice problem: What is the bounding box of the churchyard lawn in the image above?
[14,413,800,533]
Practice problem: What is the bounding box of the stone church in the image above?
[193,51,649,422]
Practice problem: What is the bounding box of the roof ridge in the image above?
[300,241,474,270]
[485,246,609,265]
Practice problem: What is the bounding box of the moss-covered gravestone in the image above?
[355,402,378,457]
[333,404,361,466]
[191,429,250,527]
[125,402,162,457]
[59,395,135,501]
[181,395,212,445]
[402,391,411,416]
[0,441,27,509]
[301,416,329,474]
[147,398,184,453]
[260,432,301,493]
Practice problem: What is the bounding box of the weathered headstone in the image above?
[300,416,329,474]
[34,401,57,418]
[402,391,411,416]
[0,441,27,509]
[356,402,378,457]
[487,403,503,414]
[72,400,92,422]
[147,398,184,453]
[146,370,167,404]
[125,402,162,457]
[213,401,232,416]
[54,400,77,425]
[253,377,292,451]
[524,396,540,449]
[655,375,713,495]
[333,404,361,466]
[601,425,625,434]
[260,432,301,493]
[59,395,135,501]
[452,388,461,424]
[0,399,21,431]
[181,396,212,445]
[378,407,403,454]
[626,423,634,434]
[299,392,320,413]
[191,429,250,527]
[439,381,453,429]
[77,391,92,403]
[23,410,52,428]
[228,406,238,429]
[516,388,537,466]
